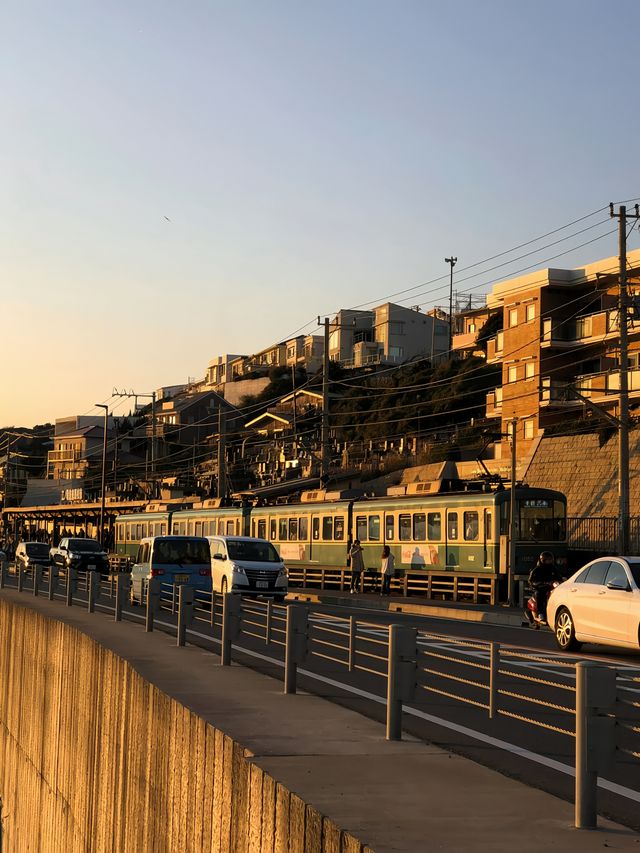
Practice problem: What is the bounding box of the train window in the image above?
[368,515,380,541]
[413,513,426,541]
[270,519,277,540]
[385,515,394,540]
[217,520,225,535]
[464,512,479,541]
[334,516,345,540]
[279,519,288,541]
[484,512,492,541]
[356,516,368,542]
[258,520,267,539]
[322,517,333,540]
[289,519,298,541]
[312,517,320,541]
[226,520,235,535]
[427,513,441,540]
[299,517,308,540]
[447,513,458,540]
[399,514,411,541]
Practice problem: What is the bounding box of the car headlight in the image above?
[230,563,246,576]
[278,566,288,578]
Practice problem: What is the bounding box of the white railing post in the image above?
[177,585,194,647]
[48,567,58,601]
[87,571,100,613]
[32,565,43,597]
[489,642,500,719]
[0,553,6,589]
[386,624,417,741]
[144,578,162,631]
[65,569,77,607]
[266,599,273,644]
[348,616,356,672]
[17,565,25,592]
[221,593,241,666]
[115,574,131,622]
[575,662,616,829]
[284,605,308,694]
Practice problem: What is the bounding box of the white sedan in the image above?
[547,556,640,652]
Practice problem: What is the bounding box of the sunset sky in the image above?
[3,0,640,426]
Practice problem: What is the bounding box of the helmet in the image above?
[539,551,554,562]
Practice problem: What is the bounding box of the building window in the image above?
[468,322,476,333]
[389,346,404,358]
[524,419,535,440]
[526,304,536,322]
[524,362,535,380]
[507,365,518,383]
[509,308,518,328]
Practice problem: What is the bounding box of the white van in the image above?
[130,535,212,604]
[208,536,288,601]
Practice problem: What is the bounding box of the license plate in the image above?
[174,574,189,583]
[88,564,96,571]
[256,580,269,589]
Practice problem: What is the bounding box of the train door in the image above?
[310,514,320,562]
[446,510,459,567]
[483,509,493,568]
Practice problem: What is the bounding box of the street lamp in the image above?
[445,257,457,357]
[95,404,108,548]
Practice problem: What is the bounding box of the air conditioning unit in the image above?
[386,485,407,496]
[301,490,326,503]
[406,481,440,495]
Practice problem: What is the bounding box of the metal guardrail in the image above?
[0,551,637,830]
[287,566,497,604]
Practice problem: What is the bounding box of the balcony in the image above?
[539,377,582,408]
[542,309,640,349]
[452,331,478,353]
[486,387,503,418]
[486,331,504,364]
[574,368,640,404]
[47,449,81,464]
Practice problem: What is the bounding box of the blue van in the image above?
[130,536,212,604]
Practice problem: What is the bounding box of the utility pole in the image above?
[113,388,157,495]
[95,404,109,547]
[508,417,518,607]
[319,316,331,484]
[610,203,640,554]
[217,408,226,500]
[291,365,298,451]
[445,257,457,357]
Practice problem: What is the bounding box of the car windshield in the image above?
[153,538,210,565]
[625,561,640,587]
[26,543,50,557]
[226,539,281,563]
[68,539,102,553]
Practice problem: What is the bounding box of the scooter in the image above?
[524,581,558,629]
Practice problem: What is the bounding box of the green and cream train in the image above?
[115,487,567,583]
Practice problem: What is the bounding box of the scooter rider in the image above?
[528,551,559,623]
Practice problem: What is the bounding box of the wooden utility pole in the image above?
[217,408,226,500]
[508,417,518,606]
[610,203,640,554]
[319,317,330,484]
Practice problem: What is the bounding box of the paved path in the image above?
[1,589,639,852]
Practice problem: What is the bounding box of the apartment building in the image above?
[47,416,115,481]
[330,303,449,368]
[479,249,640,452]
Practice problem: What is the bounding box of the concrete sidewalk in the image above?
[287,587,527,627]
[1,588,638,852]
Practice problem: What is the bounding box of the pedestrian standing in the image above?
[349,539,364,593]
[380,545,395,596]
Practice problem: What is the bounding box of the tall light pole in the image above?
[445,257,457,357]
[508,417,518,606]
[95,404,108,547]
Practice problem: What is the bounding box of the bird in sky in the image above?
[164,216,171,222]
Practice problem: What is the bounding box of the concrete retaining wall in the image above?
[523,429,640,516]
[0,600,368,852]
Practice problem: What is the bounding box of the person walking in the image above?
[380,545,395,596]
[349,539,364,593]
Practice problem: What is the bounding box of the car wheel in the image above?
[221,576,228,596]
[555,608,581,652]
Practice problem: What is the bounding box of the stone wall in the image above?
[523,429,640,517]
[0,600,367,853]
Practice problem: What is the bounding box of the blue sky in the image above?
[3,0,639,426]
